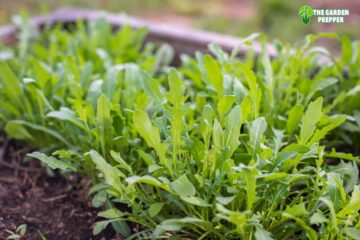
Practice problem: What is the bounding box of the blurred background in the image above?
[0,0,359,43]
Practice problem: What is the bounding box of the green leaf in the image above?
[93,219,117,235]
[216,196,236,205]
[343,228,360,240]
[200,104,213,143]
[92,190,107,208]
[5,120,33,140]
[282,212,317,240]
[140,70,163,105]
[111,221,131,237]
[0,62,23,107]
[212,119,223,155]
[181,196,211,207]
[326,149,360,163]
[255,225,274,240]
[149,203,165,218]
[224,105,242,157]
[171,174,196,197]
[259,172,288,182]
[89,150,123,192]
[310,211,328,225]
[249,117,267,155]
[27,152,76,171]
[337,185,360,218]
[157,217,212,233]
[233,165,259,210]
[329,161,358,193]
[16,224,27,236]
[308,115,346,145]
[168,70,185,160]
[6,120,71,146]
[126,175,172,193]
[133,110,168,166]
[204,54,223,96]
[238,62,261,118]
[98,208,125,219]
[299,97,323,144]
[327,172,346,210]
[47,107,87,130]
[286,105,304,134]
[96,94,112,155]
[167,69,184,106]
[216,204,248,235]
[110,150,132,173]
[320,198,338,231]
[354,110,360,128]
[217,95,236,120]
[285,202,309,217]
[308,78,338,100]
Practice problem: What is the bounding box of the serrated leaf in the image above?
[89,150,123,192]
[308,115,346,145]
[133,110,168,166]
[28,152,76,171]
[300,97,323,144]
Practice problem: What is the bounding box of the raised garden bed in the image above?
[0,8,276,62]
[0,7,359,240]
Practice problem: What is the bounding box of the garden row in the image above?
[0,19,359,239]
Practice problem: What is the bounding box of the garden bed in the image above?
[0,10,274,238]
[0,7,276,62]
[0,137,119,239]
[0,7,359,240]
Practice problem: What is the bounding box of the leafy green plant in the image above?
[5,224,27,240]
[0,19,359,239]
[0,19,172,174]
[88,70,359,239]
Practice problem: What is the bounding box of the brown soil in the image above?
[0,139,119,240]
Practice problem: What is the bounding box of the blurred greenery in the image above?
[0,0,358,43]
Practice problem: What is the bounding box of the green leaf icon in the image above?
[299,5,313,24]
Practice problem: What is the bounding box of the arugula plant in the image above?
[0,19,359,239]
[88,68,359,239]
[0,19,172,174]
[180,34,360,154]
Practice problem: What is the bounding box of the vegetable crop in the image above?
[0,19,359,239]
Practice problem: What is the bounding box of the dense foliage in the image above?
[0,20,359,239]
